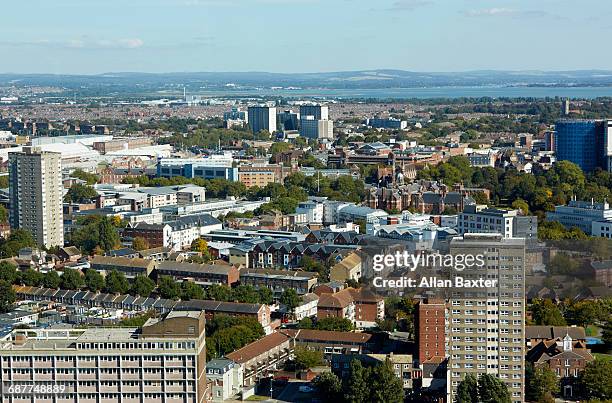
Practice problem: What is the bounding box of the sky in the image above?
[1,0,611,74]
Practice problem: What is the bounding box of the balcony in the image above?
[121,371,142,381]
[99,372,120,381]
[77,372,98,381]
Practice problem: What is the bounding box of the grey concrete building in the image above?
[8,146,64,247]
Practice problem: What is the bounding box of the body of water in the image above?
[193,86,612,99]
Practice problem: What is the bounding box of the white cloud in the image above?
[464,8,548,18]
[465,8,517,17]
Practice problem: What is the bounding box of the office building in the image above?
[223,107,248,123]
[459,204,538,241]
[277,110,299,131]
[546,199,612,235]
[448,234,526,403]
[299,104,328,121]
[157,157,238,181]
[300,116,334,140]
[8,146,64,247]
[248,106,277,134]
[0,310,208,403]
[554,119,612,172]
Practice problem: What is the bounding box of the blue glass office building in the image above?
[555,120,604,173]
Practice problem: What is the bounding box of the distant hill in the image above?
[2,70,612,93]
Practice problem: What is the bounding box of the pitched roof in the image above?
[175,299,263,314]
[91,255,154,269]
[60,246,81,257]
[226,332,290,364]
[525,326,586,340]
[157,261,235,275]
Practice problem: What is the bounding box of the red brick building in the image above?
[526,333,594,399]
[415,299,446,363]
[317,287,384,329]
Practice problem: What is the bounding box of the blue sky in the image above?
[1,0,610,74]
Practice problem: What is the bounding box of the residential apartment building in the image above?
[248,106,277,134]
[90,256,157,279]
[239,269,318,296]
[0,310,208,403]
[206,358,243,402]
[238,164,286,188]
[281,329,374,357]
[448,234,526,403]
[330,252,362,283]
[415,299,447,363]
[226,332,292,388]
[156,261,240,287]
[8,146,64,247]
[123,214,222,251]
[459,204,538,241]
[317,288,384,329]
[176,300,273,334]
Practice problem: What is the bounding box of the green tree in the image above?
[478,374,511,403]
[0,280,16,313]
[280,288,300,315]
[511,198,530,215]
[42,270,61,289]
[578,357,612,400]
[369,359,404,403]
[344,360,370,403]
[0,261,20,284]
[0,229,36,257]
[71,169,99,185]
[526,364,559,402]
[131,237,149,251]
[84,269,105,292]
[191,238,209,253]
[298,317,314,329]
[130,275,155,297]
[104,271,131,294]
[98,217,121,251]
[530,299,567,326]
[565,300,605,328]
[293,347,324,370]
[181,281,205,300]
[21,269,43,287]
[64,183,98,203]
[69,216,120,254]
[207,283,232,301]
[0,205,8,224]
[158,276,181,300]
[456,374,478,403]
[312,372,342,401]
[316,317,354,332]
[257,287,273,305]
[61,268,84,290]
